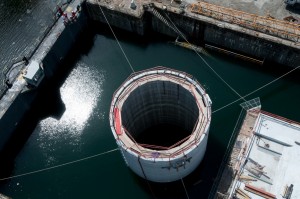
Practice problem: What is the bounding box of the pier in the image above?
[214,100,300,198]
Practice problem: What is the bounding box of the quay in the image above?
[87,0,300,67]
[0,0,299,188]
[213,99,300,198]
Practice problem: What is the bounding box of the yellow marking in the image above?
[66,6,73,12]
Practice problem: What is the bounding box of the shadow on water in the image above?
[131,151,221,199]
[95,21,300,87]
[207,48,300,86]
[90,20,175,50]
[285,4,300,14]
[124,127,227,199]
[256,60,300,85]
[0,23,96,181]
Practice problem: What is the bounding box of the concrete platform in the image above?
[239,112,300,199]
[186,0,300,21]
[90,0,300,21]
[215,109,300,198]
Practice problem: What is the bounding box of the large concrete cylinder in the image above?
[109,67,212,182]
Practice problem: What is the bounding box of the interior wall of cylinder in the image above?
[121,80,199,143]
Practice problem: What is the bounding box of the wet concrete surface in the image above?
[185,0,300,20]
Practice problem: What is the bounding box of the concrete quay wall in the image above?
[86,3,147,35]
[203,24,300,67]
[156,10,300,67]
[86,1,300,68]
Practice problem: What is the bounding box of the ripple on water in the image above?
[38,62,105,157]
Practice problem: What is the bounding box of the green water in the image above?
[0,27,300,199]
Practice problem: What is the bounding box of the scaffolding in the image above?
[189,2,300,43]
[208,98,261,199]
[240,97,261,111]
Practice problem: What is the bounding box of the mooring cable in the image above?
[0,148,119,181]
[162,10,300,115]
[212,65,300,114]
[98,4,159,198]
[98,5,135,73]
[138,155,157,199]
[163,11,247,103]
[207,108,244,198]
[181,178,190,199]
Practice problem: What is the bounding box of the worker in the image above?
[56,5,63,17]
[70,10,76,21]
[62,12,69,25]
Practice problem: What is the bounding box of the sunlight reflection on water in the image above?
[37,62,105,161]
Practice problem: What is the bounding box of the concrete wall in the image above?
[151,11,202,42]
[204,24,300,67]
[155,10,300,67]
[86,3,148,35]
[42,11,88,78]
[86,2,300,68]
[0,92,37,154]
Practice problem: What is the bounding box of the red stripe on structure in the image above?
[245,184,276,199]
[114,108,122,135]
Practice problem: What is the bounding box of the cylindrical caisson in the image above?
[109,67,212,182]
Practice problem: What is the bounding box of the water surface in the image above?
[0,27,299,198]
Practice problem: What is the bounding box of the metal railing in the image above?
[119,105,210,159]
[261,110,300,126]
[110,67,211,159]
[189,2,300,43]
[208,108,247,199]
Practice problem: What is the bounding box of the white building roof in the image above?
[235,112,300,199]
